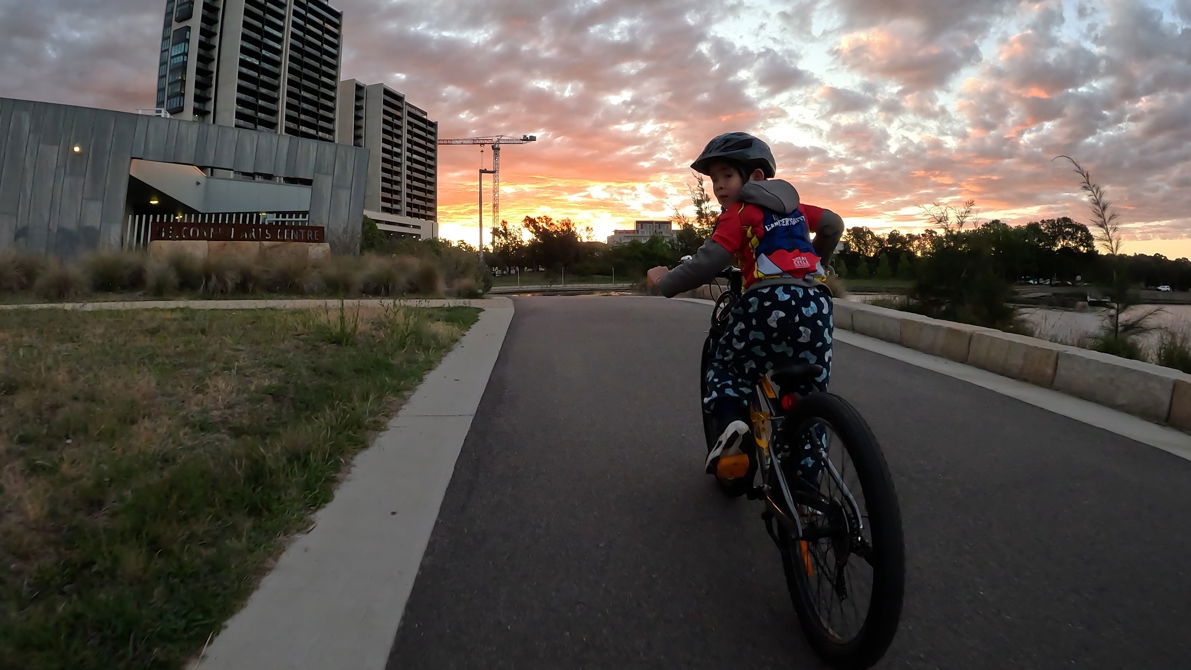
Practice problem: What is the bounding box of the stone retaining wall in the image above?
[834,300,1191,433]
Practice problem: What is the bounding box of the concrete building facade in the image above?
[0,97,367,258]
[607,220,675,246]
[156,0,343,148]
[336,80,438,238]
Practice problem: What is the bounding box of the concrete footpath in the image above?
[182,298,515,670]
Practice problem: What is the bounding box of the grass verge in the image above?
[0,304,479,669]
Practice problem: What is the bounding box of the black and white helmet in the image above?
[690,132,776,178]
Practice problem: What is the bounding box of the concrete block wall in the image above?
[834,299,1191,433]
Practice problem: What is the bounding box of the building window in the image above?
[174,0,193,21]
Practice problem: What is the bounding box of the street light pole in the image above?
[478,168,495,262]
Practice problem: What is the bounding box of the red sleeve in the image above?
[800,203,825,233]
[710,203,763,253]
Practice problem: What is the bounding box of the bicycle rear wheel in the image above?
[772,392,904,669]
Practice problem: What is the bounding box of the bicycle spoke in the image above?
[789,419,879,643]
[772,395,903,666]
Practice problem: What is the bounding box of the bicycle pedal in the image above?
[715,453,750,480]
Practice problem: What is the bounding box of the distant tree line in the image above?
[837,213,1189,291]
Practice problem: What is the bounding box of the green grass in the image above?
[0,305,479,669]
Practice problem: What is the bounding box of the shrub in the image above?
[317,255,363,296]
[202,254,245,295]
[1089,334,1144,361]
[238,259,267,294]
[450,277,482,299]
[1155,329,1191,373]
[412,261,443,296]
[145,259,180,296]
[360,255,417,296]
[0,252,47,292]
[263,255,320,295]
[83,250,146,292]
[0,255,22,293]
[385,238,490,295]
[33,262,87,301]
[167,252,205,291]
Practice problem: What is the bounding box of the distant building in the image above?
[156,0,343,146]
[607,220,675,245]
[337,80,437,239]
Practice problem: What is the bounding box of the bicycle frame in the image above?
[704,268,862,545]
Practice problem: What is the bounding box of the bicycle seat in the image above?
[771,364,824,392]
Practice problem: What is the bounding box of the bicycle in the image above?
[698,267,905,669]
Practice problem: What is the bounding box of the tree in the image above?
[489,219,528,273]
[672,176,718,254]
[1033,217,1095,253]
[875,253,894,279]
[1056,156,1122,255]
[922,199,976,233]
[844,226,883,258]
[896,255,916,280]
[1057,155,1157,350]
[688,176,717,238]
[523,215,582,272]
[672,224,705,256]
[911,200,1016,328]
[884,230,911,254]
[361,215,388,253]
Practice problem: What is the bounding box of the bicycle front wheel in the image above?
[773,392,904,669]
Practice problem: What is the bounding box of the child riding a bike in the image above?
[647,132,844,480]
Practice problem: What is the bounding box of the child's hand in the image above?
[646,266,669,293]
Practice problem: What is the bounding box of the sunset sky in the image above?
[1,0,1189,258]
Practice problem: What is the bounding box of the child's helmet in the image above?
[690,132,776,178]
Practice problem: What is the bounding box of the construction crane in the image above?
[437,134,537,234]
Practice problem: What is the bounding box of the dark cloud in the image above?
[830,0,1018,39]
[0,1,159,110]
[835,20,984,92]
[817,86,874,114]
[752,49,815,97]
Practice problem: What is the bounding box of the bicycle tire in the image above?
[774,392,904,669]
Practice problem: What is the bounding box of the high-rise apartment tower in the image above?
[337,80,438,238]
[156,0,342,143]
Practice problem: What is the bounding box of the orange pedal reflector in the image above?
[799,541,814,576]
[715,453,750,480]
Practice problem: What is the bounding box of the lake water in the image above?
[1017,305,1191,355]
[849,294,1191,357]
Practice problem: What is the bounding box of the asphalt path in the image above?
[387,295,1191,669]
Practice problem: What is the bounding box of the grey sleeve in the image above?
[814,209,845,262]
[655,238,734,298]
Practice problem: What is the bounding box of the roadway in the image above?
[386,295,1191,669]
